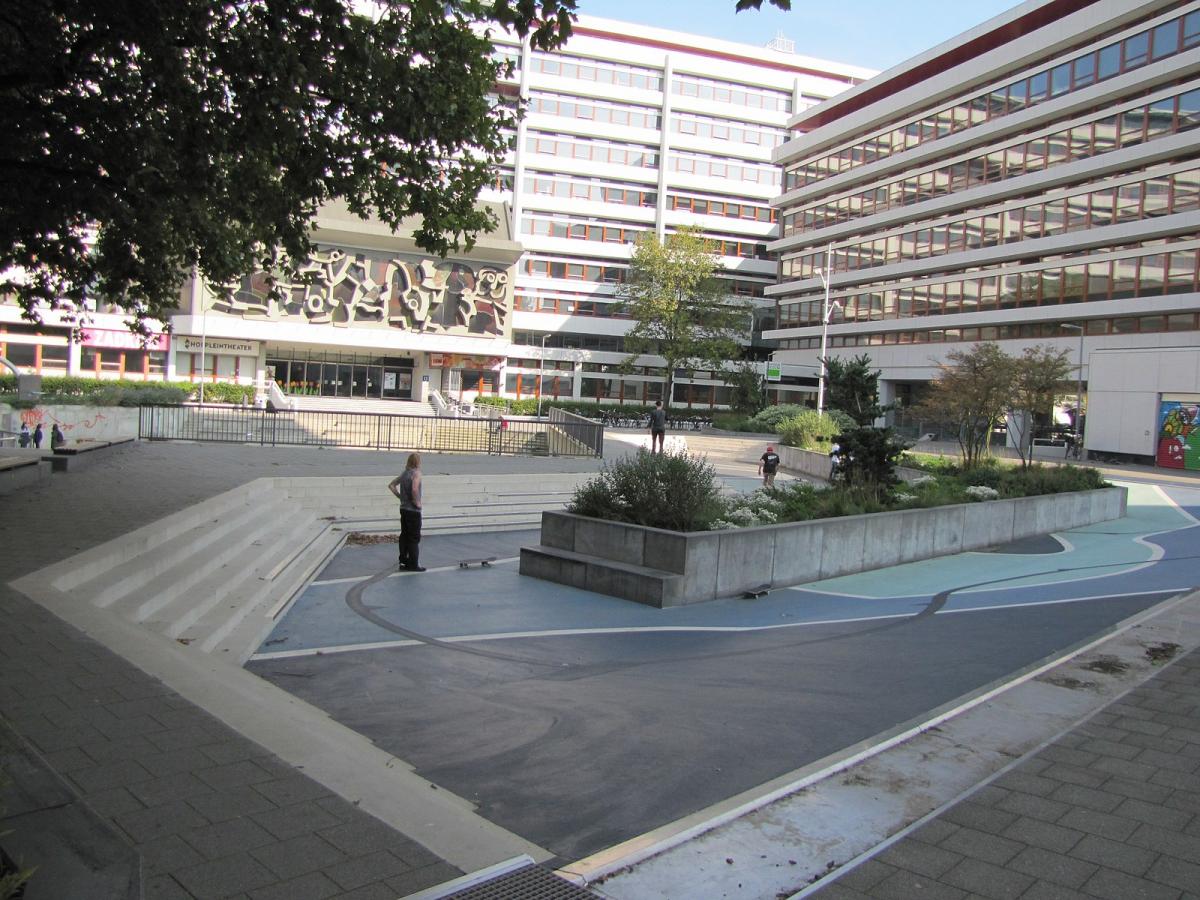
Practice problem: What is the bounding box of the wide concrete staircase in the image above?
[35,472,590,665]
[287,395,434,416]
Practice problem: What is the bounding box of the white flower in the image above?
[965,485,1000,501]
[894,492,916,503]
[910,475,937,487]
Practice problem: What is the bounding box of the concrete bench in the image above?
[48,438,135,472]
[0,455,51,494]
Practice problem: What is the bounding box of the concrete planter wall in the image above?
[1,404,142,443]
[519,486,1127,608]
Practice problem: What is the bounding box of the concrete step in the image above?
[140,510,321,639]
[84,492,285,609]
[49,480,280,592]
[519,544,681,608]
[101,499,297,620]
[184,525,346,660]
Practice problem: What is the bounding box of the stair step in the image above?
[519,544,681,608]
[141,511,321,638]
[103,499,297,620]
[86,494,283,609]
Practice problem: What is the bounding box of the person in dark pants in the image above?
[388,453,426,572]
[648,400,667,454]
[50,424,66,450]
[31,423,43,449]
[758,445,781,487]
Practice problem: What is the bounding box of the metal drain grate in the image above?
[406,856,600,900]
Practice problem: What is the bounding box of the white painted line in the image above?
[249,586,1189,662]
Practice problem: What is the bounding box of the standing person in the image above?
[17,423,31,447]
[829,440,841,480]
[388,453,425,572]
[758,445,781,488]
[648,400,667,454]
[50,424,66,450]
[31,423,44,449]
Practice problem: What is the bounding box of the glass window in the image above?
[1028,71,1049,103]
[1167,313,1197,331]
[1177,89,1200,129]
[1151,20,1180,60]
[1073,53,1096,89]
[1123,32,1149,68]
[1185,11,1200,49]
[1050,63,1071,97]
[1119,107,1146,146]
[1097,43,1121,78]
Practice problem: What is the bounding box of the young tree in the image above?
[824,353,886,426]
[1007,345,1074,468]
[920,343,1015,469]
[724,361,768,415]
[614,228,750,408]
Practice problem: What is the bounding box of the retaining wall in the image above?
[519,486,1127,607]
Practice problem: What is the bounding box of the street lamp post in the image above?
[1061,323,1085,453]
[537,333,549,419]
[814,243,834,414]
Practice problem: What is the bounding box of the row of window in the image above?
[781,164,1200,280]
[506,357,577,371]
[1,341,169,377]
[524,173,657,207]
[522,214,648,245]
[777,312,1200,351]
[529,53,663,91]
[521,257,627,283]
[785,86,1200,234]
[512,330,628,352]
[785,8,1200,189]
[672,112,784,147]
[778,243,1200,328]
[528,93,661,130]
[526,133,659,168]
[672,151,778,184]
[672,74,792,112]
[668,194,776,222]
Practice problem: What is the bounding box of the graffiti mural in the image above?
[222,248,509,336]
[1156,400,1200,469]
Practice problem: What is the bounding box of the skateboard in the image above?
[742,584,769,599]
[458,557,497,569]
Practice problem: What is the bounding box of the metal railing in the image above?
[138,405,603,457]
[549,408,605,457]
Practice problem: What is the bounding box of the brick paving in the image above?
[0,441,598,900]
[806,646,1200,900]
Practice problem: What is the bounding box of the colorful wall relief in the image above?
[1157,400,1200,469]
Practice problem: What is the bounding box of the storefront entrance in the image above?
[268,354,415,401]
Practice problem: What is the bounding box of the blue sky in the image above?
[578,0,1020,72]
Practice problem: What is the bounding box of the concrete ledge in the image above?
[520,486,1127,606]
[47,438,135,472]
[0,455,51,494]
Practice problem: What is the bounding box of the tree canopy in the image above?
[0,0,789,333]
[614,228,750,408]
[824,353,886,426]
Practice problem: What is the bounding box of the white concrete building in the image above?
[1,16,872,412]
[768,0,1200,465]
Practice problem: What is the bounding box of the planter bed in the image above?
[519,486,1127,607]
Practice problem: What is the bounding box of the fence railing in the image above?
[549,408,605,458]
[138,405,603,457]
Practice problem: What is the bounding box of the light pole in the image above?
[537,333,549,419]
[813,243,834,414]
[1061,323,1085,453]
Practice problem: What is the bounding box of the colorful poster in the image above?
[1157,400,1200,470]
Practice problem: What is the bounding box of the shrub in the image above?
[749,403,809,432]
[831,426,907,496]
[777,409,839,450]
[708,489,784,530]
[824,408,856,433]
[568,450,723,531]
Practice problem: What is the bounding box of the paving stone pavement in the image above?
[805,645,1200,900]
[0,441,599,900]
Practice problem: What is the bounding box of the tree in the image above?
[824,353,886,426]
[0,1,787,333]
[614,228,750,408]
[919,343,1015,469]
[1007,345,1073,468]
[725,361,767,415]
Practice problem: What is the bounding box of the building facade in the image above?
[2,16,871,411]
[768,0,1200,459]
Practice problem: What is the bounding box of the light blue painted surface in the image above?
[255,481,1200,656]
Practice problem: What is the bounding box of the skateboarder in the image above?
[388,453,426,572]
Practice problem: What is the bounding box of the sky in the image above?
[576,0,1022,72]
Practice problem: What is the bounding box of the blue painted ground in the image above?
[254,481,1199,660]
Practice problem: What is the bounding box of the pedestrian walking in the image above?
[17,423,31,447]
[758,445,781,488]
[388,453,425,572]
[31,423,43,449]
[51,424,66,450]
[649,400,667,454]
